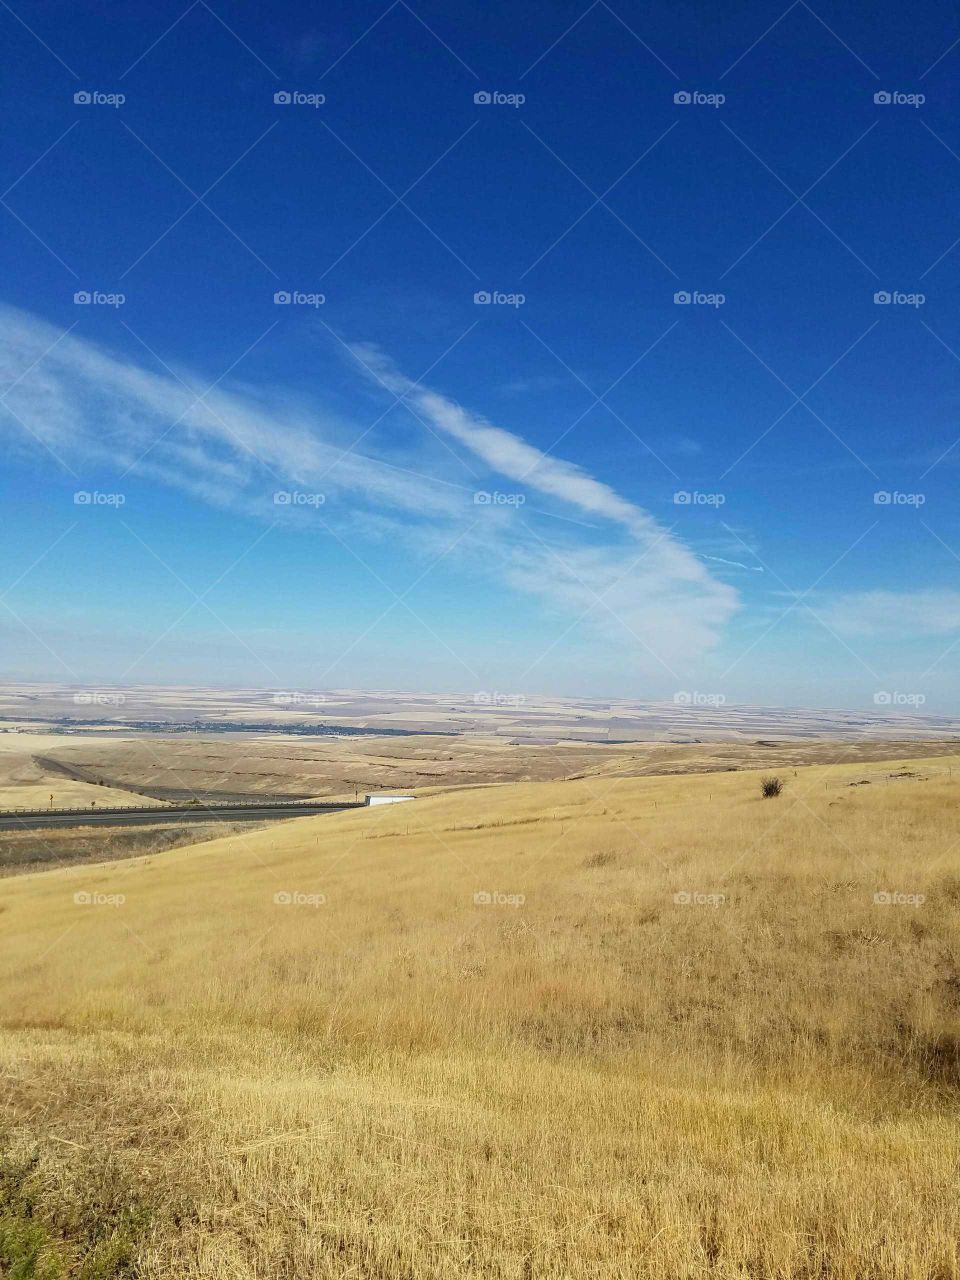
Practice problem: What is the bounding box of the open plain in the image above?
[1,743,959,1277]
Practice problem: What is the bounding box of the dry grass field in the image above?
[0,821,269,877]
[1,754,959,1277]
[3,724,960,810]
[0,734,168,810]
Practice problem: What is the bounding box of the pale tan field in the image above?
[3,725,960,810]
[5,681,960,742]
[1,755,959,1277]
[0,734,166,810]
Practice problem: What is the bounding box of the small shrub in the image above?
[0,1216,65,1280]
[0,1147,150,1280]
[761,776,784,798]
[583,850,617,869]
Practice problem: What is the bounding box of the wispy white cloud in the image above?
[351,342,661,535]
[0,303,739,672]
[817,589,960,640]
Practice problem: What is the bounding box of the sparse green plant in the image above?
[0,1148,151,1280]
[0,1216,65,1280]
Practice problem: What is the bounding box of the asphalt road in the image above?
[0,802,364,831]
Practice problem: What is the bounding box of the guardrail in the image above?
[0,800,366,819]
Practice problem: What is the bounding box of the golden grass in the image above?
[1,755,959,1277]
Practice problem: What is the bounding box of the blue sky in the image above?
[1,0,959,709]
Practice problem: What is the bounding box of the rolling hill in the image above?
[1,755,959,1277]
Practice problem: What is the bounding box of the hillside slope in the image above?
[1,757,959,1278]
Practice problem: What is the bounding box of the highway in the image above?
[0,801,365,832]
